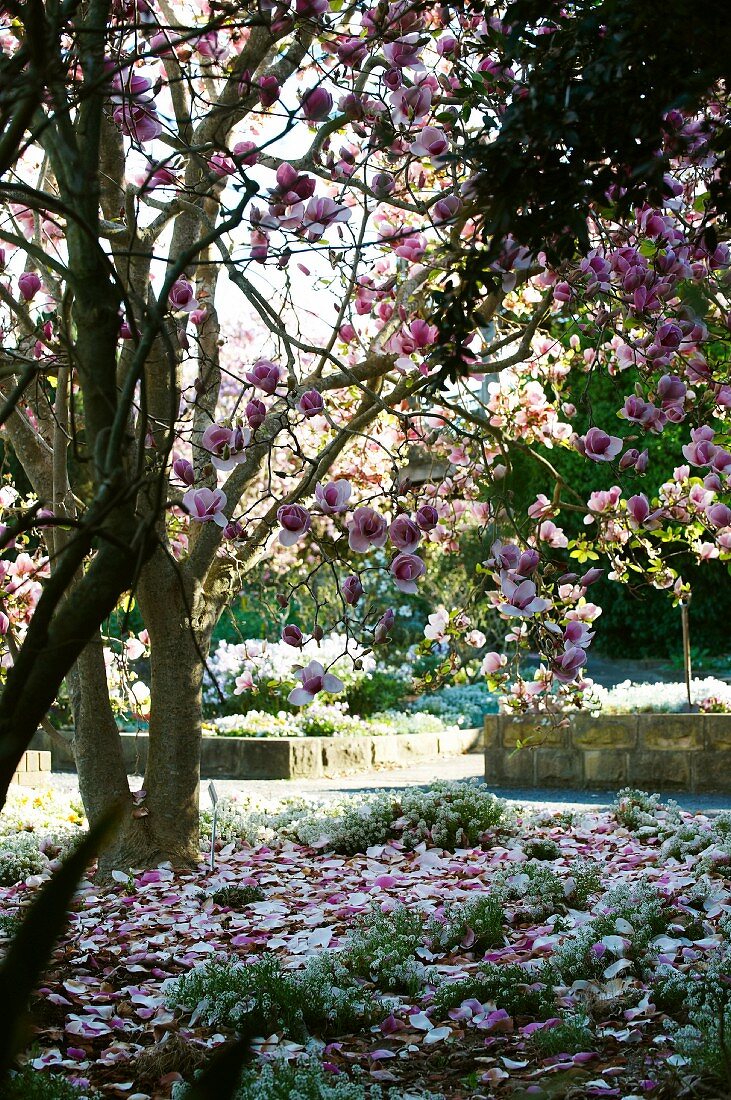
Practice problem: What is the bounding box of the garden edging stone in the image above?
[485,713,731,792]
[31,726,484,780]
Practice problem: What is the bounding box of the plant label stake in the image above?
[208,781,219,873]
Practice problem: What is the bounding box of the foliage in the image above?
[344,673,410,719]
[208,707,450,739]
[172,1055,443,1100]
[0,836,47,886]
[529,1014,595,1058]
[208,885,265,909]
[0,1067,99,1099]
[408,684,498,728]
[344,906,426,994]
[397,782,507,849]
[164,954,379,1041]
[522,838,561,862]
[427,894,506,955]
[432,962,555,1021]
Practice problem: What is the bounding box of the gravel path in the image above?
[41,755,731,814]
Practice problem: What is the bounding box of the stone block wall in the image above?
[31,726,484,781]
[484,713,731,792]
[11,749,51,786]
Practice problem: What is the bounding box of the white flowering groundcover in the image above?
[2,783,731,1098]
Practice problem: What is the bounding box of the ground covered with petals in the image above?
[2,784,731,1099]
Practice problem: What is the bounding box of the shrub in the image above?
[652,965,689,1014]
[408,683,498,728]
[209,884,265,908]
[398,782,506,849]
[566,862,603,910]
[591,880,670,958]
[0,835,48,885]
[529,1014,595,1057]
[171,1055,444,1100]
[522,838,561,861]
[0,1067,99,1099]
[164,953,378,1039]
[344,905,426,994]
[432,962,554,1020]
[428,894,506,954]
[494,864,567,923]
[546,928,607,985]
[613,788,663,830]
[671,948,731,1090]
[293,797,398,856]
[345,672,409,718]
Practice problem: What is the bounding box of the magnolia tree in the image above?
[0,0,727,867]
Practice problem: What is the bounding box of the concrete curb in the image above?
[32,726,484,780]
[485,712,731,792]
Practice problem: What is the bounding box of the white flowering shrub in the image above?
[397,781,507,849]
[591,677,731,714]
[0,834,49,885]
[670,946,731,1091]
[409,683,498,727]
[209,704,450,739]
[203,635,376,710]
[344,905,426,994]
[201,783,510,856]
[172,1056,444,1100]
[164,952,378,1039]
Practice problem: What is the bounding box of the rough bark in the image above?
[67,638,132,831]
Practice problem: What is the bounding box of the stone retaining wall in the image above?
[11,749,51,786]
[32,726,483,780]
[484,713,731,791]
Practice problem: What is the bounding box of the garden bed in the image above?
[32,726,484,779]
[485,712,731,791]
[2,784,731,1098]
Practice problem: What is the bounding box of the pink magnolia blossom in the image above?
[374,608,395,644]
[706,502,731,529]
[481,651,506,675]
[301,197,351,240]
[18,272,41,301]
[383,34,425,70]
[348,506,388,552]
[314,479,351,514]
[389,514,421,552]
[201,423,250,471]
[282,624,303,647]
[389,84,431,126]
[577,427,623,463]
[246,398,267,429]
[553,645,587,683]
[342,574,363,605]
[182,487,227,526]
[246,359,280,394]
[682,425,716,466]
[113,103,162,142]
[172,458,194,485]
[416,504,439,531]
[390,551,425,593]
[168,279,198,312]
[288,660,344,705]
[301,87,333,121]
[297,389,324,417]
[276,503,311,546]
[499,578,550,618]
[410,126,449,162]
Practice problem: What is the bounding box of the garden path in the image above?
[44,754,731,813]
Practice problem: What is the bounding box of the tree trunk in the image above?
[67,633,132,831]
[95,548,219,872]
